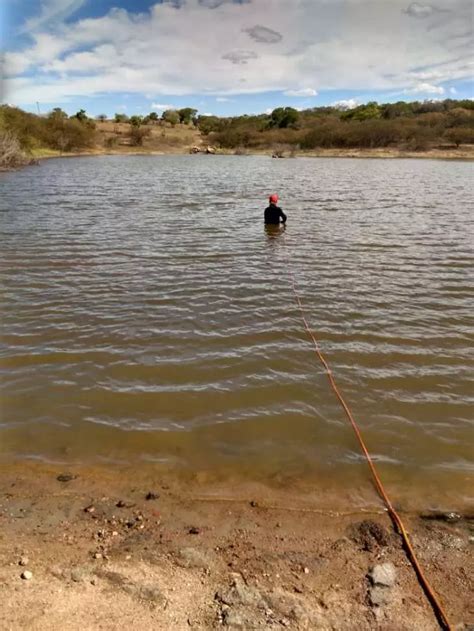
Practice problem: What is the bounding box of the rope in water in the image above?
[280,233,452,631]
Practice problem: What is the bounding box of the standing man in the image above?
[264,194,287,225]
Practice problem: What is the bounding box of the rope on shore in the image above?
[281,233,453,631]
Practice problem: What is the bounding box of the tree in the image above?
[177,108,198,124]
[162,110,180,126]
[341,101,382,121]
[49,107,68,120]
[114,113,129,123]
[129,115,143,127]
[96,114,107,122]
[444,127,474,148]
[269,107,299,128]
[148,112,159,123]
[72,109,88,122]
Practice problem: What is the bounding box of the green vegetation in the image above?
[1,99,473,169]
[198,99,474,152]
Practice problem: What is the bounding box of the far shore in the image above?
[29,145,474,163]
[0,460,472,630]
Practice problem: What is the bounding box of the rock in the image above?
[221,607,246,628]
[370,562,397,587]
[188,526,200,535]
[93,552,103,560]
[216,574,265,608]
[116,500,126,508]
[84,505,95,513]
[249,501,258,508]
[303,567,310,574]
[176,547,213,569]
[369,585,392,607]
[56,473,76,483]
[71,567,90,583]
[145,492,160,501]
[21,570,33,580]
[19,557,29,566]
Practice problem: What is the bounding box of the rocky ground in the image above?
[0,462,472,630]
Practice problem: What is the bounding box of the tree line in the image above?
[1,99,473,168]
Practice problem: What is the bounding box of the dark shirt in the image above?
[264,204,287,224]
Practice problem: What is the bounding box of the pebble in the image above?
[94,552,103,559]
[189,527,200,535]
[112,531,118,537]
[56,473,76,483]
[84,505,95,513]
[21,570,33,580]
[19,557,29,566]
[145,492,160,501]
[303,567,310,575]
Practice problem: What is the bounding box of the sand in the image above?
[0,461,472,630]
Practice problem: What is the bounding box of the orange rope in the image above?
[281,234,452,631]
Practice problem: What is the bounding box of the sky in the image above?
[1,0,473,117]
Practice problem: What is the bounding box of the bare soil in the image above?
[0,462,472,630]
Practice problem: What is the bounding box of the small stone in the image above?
[112,531,118,537]
[370,562,397,587]
[369,585,391,607]
[116,500,126,508]
[19,557,29,566]
[84,505,95,513]
[303,567,310,574]
[90,578,98,586]
[57,473,76,483]
[145,492,160,501]
[94,552,103,560]
[250,501,258,508]
[189,527,200,535]
[21,570,33,580]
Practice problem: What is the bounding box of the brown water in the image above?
[1,155,473,508]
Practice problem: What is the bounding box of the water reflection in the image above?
[264,223,286,243]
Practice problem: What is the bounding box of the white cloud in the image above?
[449,86,458,94]
[284,88,318,97]
[23,0,87,32]
[151,103,176,111]
[265,108,273,115]
[331,98,360,110]
[409,82,446,94]
[216,97,231,102]
[4,0,472,105]
[404,2,435,18]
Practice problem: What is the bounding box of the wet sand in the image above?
[1,461,472,630]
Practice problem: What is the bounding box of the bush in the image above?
[128,126,151,146]
[0,131,29,169]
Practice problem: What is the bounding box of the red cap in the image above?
[269,194,279,204]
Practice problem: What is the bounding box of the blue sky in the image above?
[2,0,473,117]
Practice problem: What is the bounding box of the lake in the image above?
[1,155,472,509]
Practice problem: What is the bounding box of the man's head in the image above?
[269,194,279,205]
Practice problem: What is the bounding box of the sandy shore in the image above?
[27,145,474,162]
[0,461,472,630]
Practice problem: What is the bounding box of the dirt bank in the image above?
[0,462,472,630]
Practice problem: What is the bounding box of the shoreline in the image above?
[1,461,472,629]
[30,145,474,162]
[2,146,473,173]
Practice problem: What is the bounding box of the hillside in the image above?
[1,100,474,169]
